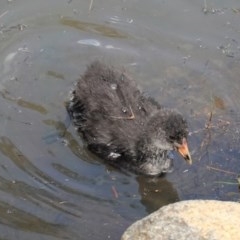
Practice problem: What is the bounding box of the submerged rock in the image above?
[121,200,240,240]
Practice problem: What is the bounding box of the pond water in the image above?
[0,0,240,239]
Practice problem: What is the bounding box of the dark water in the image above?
[0,0,240,239]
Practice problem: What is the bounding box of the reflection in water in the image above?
[0,23,27,36]
[0,136,54,187]
[0,136,130,239]
[0,198,71,238]
[136,175,179,213]
[0,137,62,199]
[213,95,225,110]
[0,137,84,238]
[42,117,179,214]
[77,39,101,47]
[47,70,65,80]
[42,119,86,160]
[52,163,94,184]
[0,174,82,218]
[0,136,104,204]
[60,17,128,39]
[43,118,104,166]
[0,1,240,239]
[1,91,48,115]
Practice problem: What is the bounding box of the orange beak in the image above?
[175,138,192,165]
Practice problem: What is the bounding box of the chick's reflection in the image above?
[136,175,179,213]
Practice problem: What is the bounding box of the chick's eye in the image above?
[169,136,175,142]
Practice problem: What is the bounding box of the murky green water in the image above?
[0,0,239,239]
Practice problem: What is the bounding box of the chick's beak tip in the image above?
[177,139,192,165]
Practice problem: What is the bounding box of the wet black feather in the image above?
[66,61,188,176]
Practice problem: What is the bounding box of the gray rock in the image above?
[121,200,240,240]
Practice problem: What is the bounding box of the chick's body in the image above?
[67,61,190,176]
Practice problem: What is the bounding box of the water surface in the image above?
[0,0,240,239]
